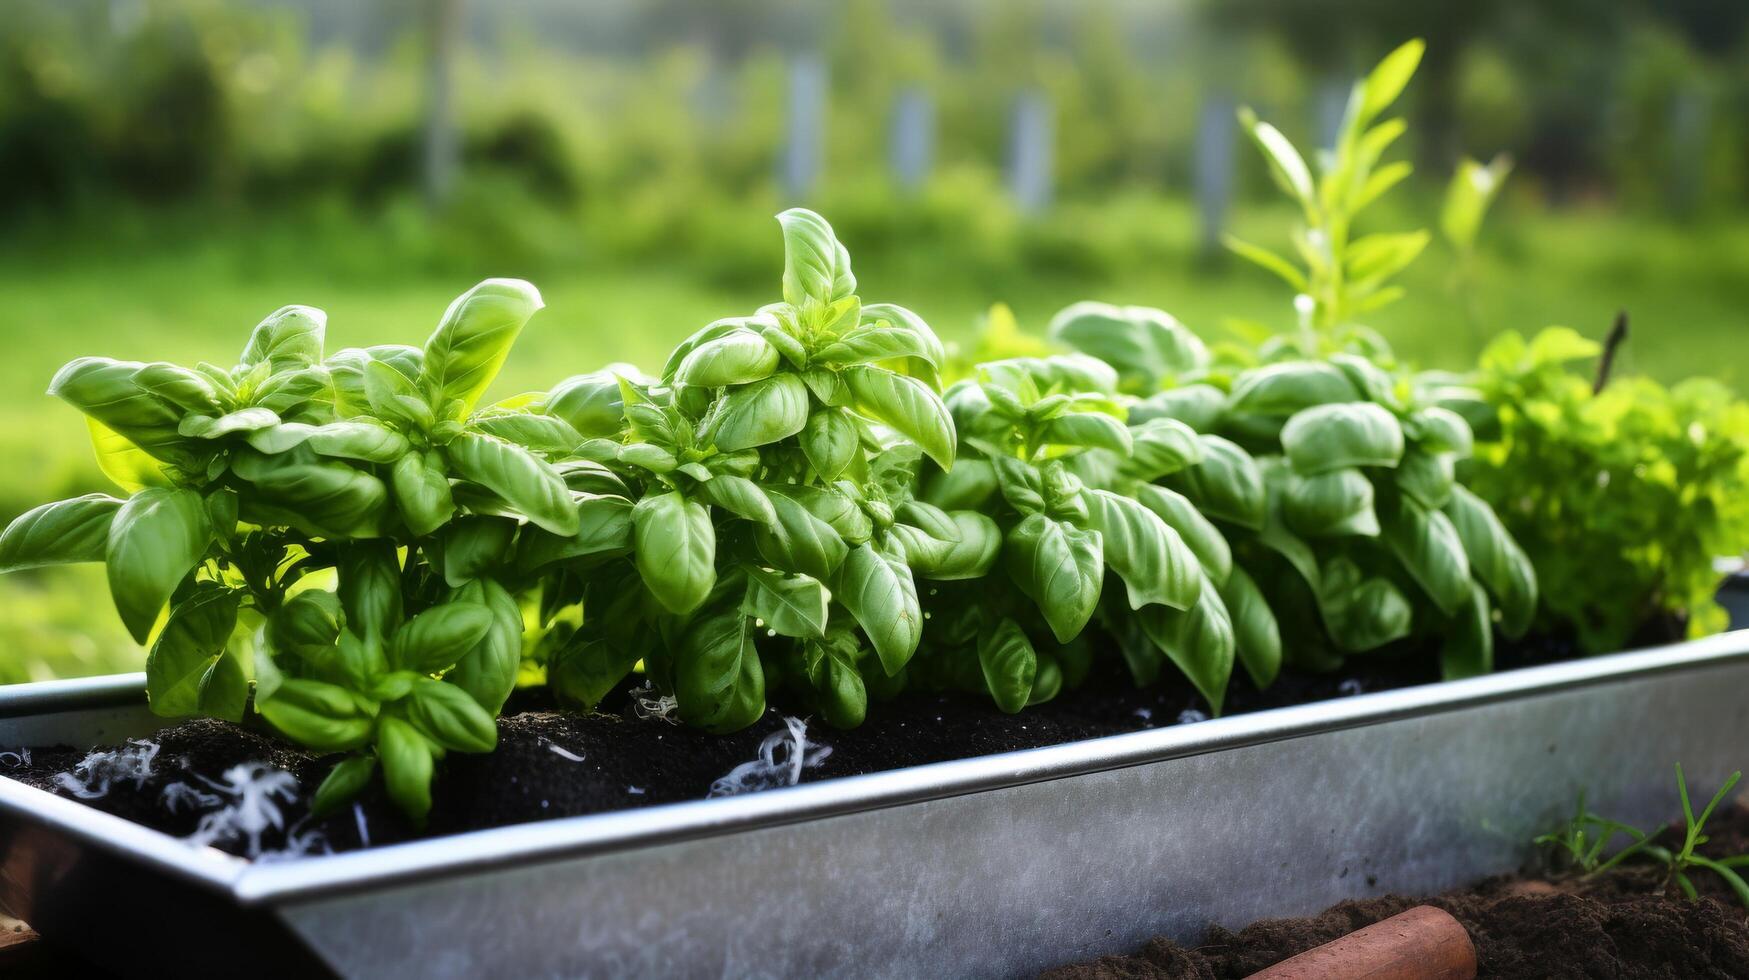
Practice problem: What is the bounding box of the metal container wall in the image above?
[2,634,1748,978]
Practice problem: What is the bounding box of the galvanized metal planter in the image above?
[3,632,1748,979]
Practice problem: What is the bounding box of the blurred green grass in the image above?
[1,198,1745,682]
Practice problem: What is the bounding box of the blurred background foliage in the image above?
[3,0,1749,679]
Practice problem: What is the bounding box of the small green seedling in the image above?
[1536,764,1749,909]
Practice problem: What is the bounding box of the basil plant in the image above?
[0,279,576,822]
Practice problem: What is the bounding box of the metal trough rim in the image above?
[3,631,1747,908]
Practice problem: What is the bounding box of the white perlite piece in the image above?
[544,740,586,763]
[52,739,160,799]
[0,748,31,767]
[708,716,831,798]
[631,682,681,724]
[181,763,312,859]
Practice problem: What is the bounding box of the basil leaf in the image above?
[377,716,435,823]
[921,457,997,511]
[1403,406,1474,458]
[899,510,1001,581]
[1130,384,1226,432]
[1082,488,1199,610]
[1395,449,1455,510]
[1441,582,1494,680]
[239,305,325,373]
[517,494,634,571]
[311,756,377,818]
[1133,484,1232,586]
[327,345,422,414]
[339,541,403,639]
[1040,412,1133,455]
[801,408,859,482]
[1138,575,1235,713]
[744,567,830,640]
[549,635,640,711]
[250,420,410,463]
[779,207,856,309]
[364,358,436,432]
[1227,361,1361,415]
[661,319,748,384]
[1219,566,1281,688]
[1380,496,1472,616]
[695,475,777,527]
[676,329,780,388]
[754,491,848,581]
[179,407,280,440]
[231,448,389,538]
[391,450,457,537]
[0,494,123,573]
[1004,512,1103,643]
[860,303,946,366]
[784,484,873,545]
[992,454,1046,514]
[1283,467,1380,538]
[258,678,376,752]
[442,516,517,587]
[389,601,495,673]
[836,543,922,676]
[544,371,627,438]
[106,487,213,643]
[135,362,224,416]
[844,365,956,469]
[1047,301,1209,393]
[50,358,192,466]
[445,432,578,536]
[1318,559,1414,652]
[445,578,523,713]
[633,491,717,615]
[812,323,940,368]
[1444,485,1537,638]
[406,677,499,753]
[420,278,544,416]
[468,413,585,455]
[707,374,809,452]
[146,588,241,719]
[1329,352,1402,411]
[977,617,1037,714]
[1282,402,1406,474]
[1161,435,1266,530]
[802,639,867,729]
[674,609,766,734]
[86,417,171,493]
[1124,418,1203,480]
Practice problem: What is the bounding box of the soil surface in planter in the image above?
[0,623,1635,857]
[1042,805,1749,980]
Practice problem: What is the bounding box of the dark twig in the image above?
[1594,310,1628,394]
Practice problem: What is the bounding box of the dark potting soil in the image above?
[0,622,1636,857]
[1040,806,1749,980]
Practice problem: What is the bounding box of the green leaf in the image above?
[801,408,859,482]
[744,567,830,639]
[106,487,213,643]
[442,516,517,587]
[1346,231,1429,283]
[85,418,171,493]
[146,588,241,718]
[1380,497,1472,617]
[445,578,524,713]
[134,362,224,416]
[1441,582,1494,680]
[420,278,544,416]
[339,541,403,640]
[843,365,956,469]
[406,677,499,753]
[633,491,717,615]
[1283,467,1380,538]
[543,371,628,439]
[0,494,123,573]
[811,322,941,368]
[1282,403,1405,474]
[1228,362,1361,416]
[755,491,848,582]
[1162,435,1266,530]
[1358,38,1424,125]
[778,208,856,310]
[258,678,376,752]
[249,420,410,463]
[1040,413,1133,455]
[836,543,922,675]
[51,358,191,467]
[802,639,867,729]
[1046,302,1209,393]
[1318,559,1415,652]
[1441,154,1513,252]
[364,358,436,432]
[1220,566,1281,688]
[1130,385,1226,432]
[1124,418,1203,481]
[1239,109,1315,210]
[444,432,578,536]
[1395,450,1454,510]
[391,451,457,537]
[311,755,377,818]
[921,458,997,511]
[377,716,435,823]
[547,635,638,711]
[1222,235,1308,292]
[1444,486,1537,638]
[695,475,776,527]
[860,303,946,368]
[230,449,389,539]
[1133,484,1232,586]
[708,374,810,453]
[1139,574,1236,713]
[676,329,780,388]
[1004,513,1103,643]
[1082,489,1199,610]
[179,407,280,440]
[389,602,495,673]
[977,618,1037,714]
[674,609,766,733]
[1403,406,1474,457]
[517,494,634,570]
[897,509,1000,581]
[239,305,326,372]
